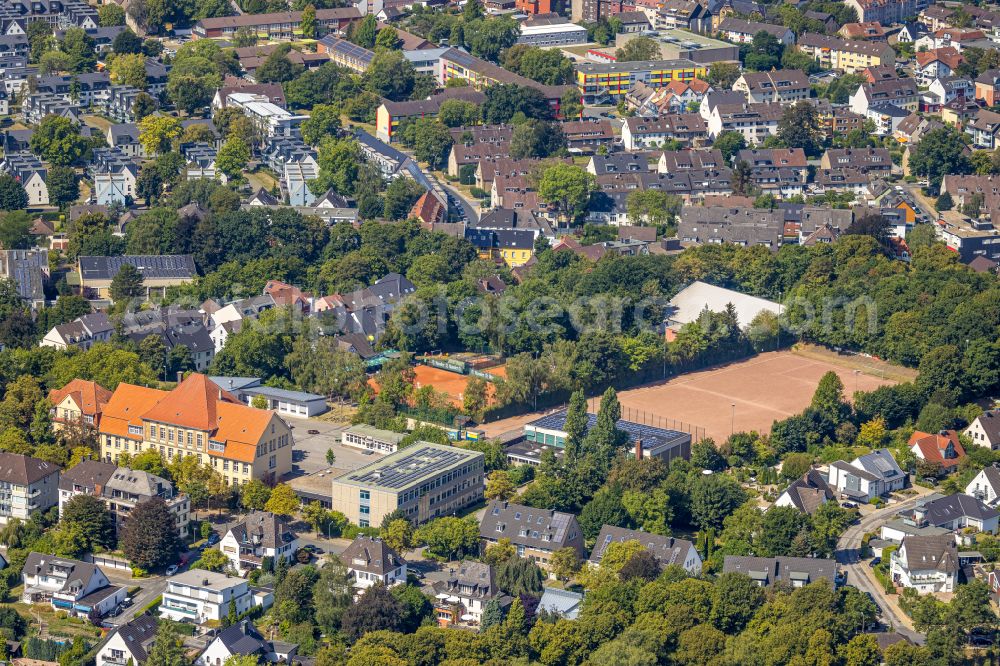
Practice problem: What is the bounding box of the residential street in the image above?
[835,490,934,645]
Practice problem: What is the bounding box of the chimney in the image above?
[635,438,643,460]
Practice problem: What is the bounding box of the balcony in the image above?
[161,603,198,616]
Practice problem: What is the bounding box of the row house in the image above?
[35,71,110,106]
[624,78,712,117]
[375,87,485,143]
[706,101,783,144]
[718,17,794,45]
[120,305,215,371]
[89,147,138,206]
[598,167,733,201]
[844,0,929,25]
[22,91,79,125]
[732,69,809,104]
[814,168,872,197]
[192,7,360,39]
[479,500,586,570]
[796,33,895,73]
[447,124,513,178]
[0,151,47,205]
[103,85,154,123]
[735,148,808,199]
[621,113,707,149]
[849,78,919,116]
[41,312,113,350]
[562,119,615,153]
[865,104,911,136]
[183,143,223,182]
[820,147,893,178]
[678,206,785,249]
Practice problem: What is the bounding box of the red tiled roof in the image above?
[909,430,966,469]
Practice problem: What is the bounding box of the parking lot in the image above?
[284,419,386,502]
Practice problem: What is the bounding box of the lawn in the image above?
[14,603,106,641]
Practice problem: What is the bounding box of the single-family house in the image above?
[890,534,958,594]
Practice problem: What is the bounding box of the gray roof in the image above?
[589,525,697,568]
[57,459,117,493]
[538,587,583,619]
[110,614,158,662]
[226,511,296,550]
[341,536,405,576]
[432,561,503,602]
[722,555,838,585]
[974,412,1000,445]
[216,620,266,655]
[105,467,173,499]
[23,553,103,593]
[79,255,197,282]
[0,453,57,485]
[480,500,581,551]
[780,468,834,514]
[916,493,999,525]
[854,449,905,482]
[898,534,958,573]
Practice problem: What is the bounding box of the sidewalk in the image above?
[857,564,918,634]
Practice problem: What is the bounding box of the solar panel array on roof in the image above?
[344,445,478,489]
[330,39,374,63]
[79,255,197,281]
[528,410,689,449]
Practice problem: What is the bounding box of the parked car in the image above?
[308,429,320,435]
[868,557,881,568]
[207,533,219,546]
[166,564,178,576]
[841,502,857,509]
[121,597,133,608]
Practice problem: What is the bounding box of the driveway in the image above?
[835,490,934,645]
[102,572,167,627]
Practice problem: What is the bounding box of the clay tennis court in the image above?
[481,350,905,443]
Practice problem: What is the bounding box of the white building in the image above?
[341,425,405,454]
[218,511,299,575]
[21,552,125,616]
[40,312,114,350]
[97,614,158,666]
[967,466,1000,506]
[0,453,59,524]
[827,449,906,502]
[226,92,306,138]
[890,534,958,594]
[341,536,407,596]
[196,620,297,666]
[965,411,1000,450]
[160,569,260,624]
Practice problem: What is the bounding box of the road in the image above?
[835,492,931,645]
[903,183,938,221]
[440,180,479,224]
[103,573,166,627]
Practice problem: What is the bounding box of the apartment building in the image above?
[330,443,484,527]
[0,151,47,206]
[797,34,896,73]
[0,453,59,524]
[732,69,810,104]
[844,0,930,25]
[376,88,485,143]
[479,500,586,570]
[160,569,257,623]
[621,113,708,149]
[57,460,190,535]
[316,36,373,74]
[438,48,573,117]
[706,102,784,144]
[589,525,702,574]
[718,17,794,45]
[575,59,707,103]
[91,373,293,486]
[77,254,196,301]
[192,7,359,39]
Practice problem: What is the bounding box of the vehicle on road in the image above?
[166,564,178,576]
[308,429,320,435]
[207,534,219,546]
[869,557,881,568]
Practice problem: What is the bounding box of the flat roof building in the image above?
[341,425,406,454]
[524,409,691,464]
[331,443,484,527]
[517,22,588,47]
